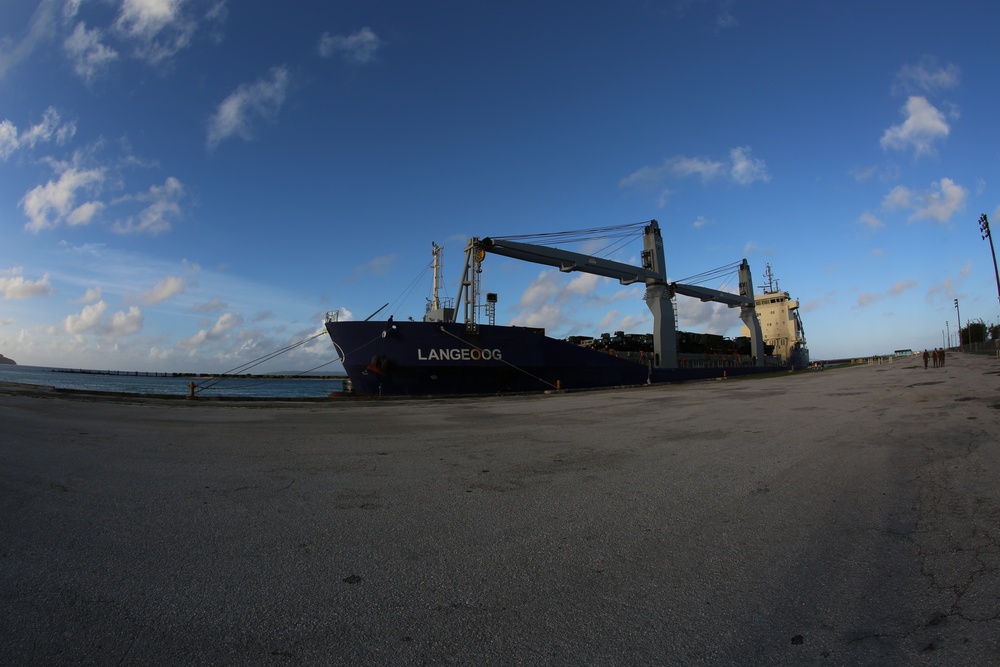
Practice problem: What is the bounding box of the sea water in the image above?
[0,364,345,399]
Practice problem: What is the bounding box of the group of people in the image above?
[922,348,946,369]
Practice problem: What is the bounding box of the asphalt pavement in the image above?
[1,352,998,665]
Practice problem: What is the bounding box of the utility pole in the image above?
[946,321,950,350]
[980,214,1000,317]
[954,298,962,351]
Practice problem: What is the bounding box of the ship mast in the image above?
[757,262,779,294]
[430,242,443,311]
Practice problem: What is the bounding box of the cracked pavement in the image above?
[1,352,998,665]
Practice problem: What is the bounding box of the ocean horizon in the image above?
[0,364,346,399]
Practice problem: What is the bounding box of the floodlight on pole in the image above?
[954,298,962,351]
[980,214,1000,316]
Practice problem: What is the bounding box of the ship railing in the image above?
[325,311,340,323]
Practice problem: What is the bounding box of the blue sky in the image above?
[2,0,999,373]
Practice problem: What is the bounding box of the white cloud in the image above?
[566,272,600,296]
[858,211,883,231]
[880,96,949,157]
[883,178,966,224]
[888,280,917,297]
[351,254,397,280]
[0,0,59,80]
[857,279,918,307]
[0,267,53,299]
[892,58,960,96]
[21,165,106,232]
[64,300,108,334]
[194,297,227,313]
[75,286,103,304]
[180,311,243,349]
[104,306,144,336]
[729,146,770,185]
[0,107,77,160]
[114,0,196,65]
[621,146,769,192]
[856,292,882,307]
[64,21,119,82]
[134,275,185,305]
[207,67,290,149]
[881,185,912,210]
[910,177,967,223]
[0,120,17,159]
[112,176,184,234]
[211,311,243,336]
[318,27,382,63]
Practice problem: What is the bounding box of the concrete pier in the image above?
[1,353,998,665]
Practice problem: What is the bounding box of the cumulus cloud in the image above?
[104,305,144,336]
[509,269,639,335]
[63,300,143,337]
[856,279,917,307]
[880,96,949,157]
[64,300,108,334]
[0,267,53,299]
[180,311,243,349]
[729,146,770,185]
[926,277,956,303]
[21,164,106,232]
[856,292,883,307]
[194,297,227,313]
[112,176,184,234]
[75,286,103,303]
[207,66,289,149]
[620,146,769,194]
[888,280,917,296]
[0,107,77,160]
[858,211,883,231]
[883,178,967,224]
[318,27,382,63]
[133,275,185,305]
[113,0,198,65]
[64,21,119,81]
[351,254,397,280]
[892,58,960,96]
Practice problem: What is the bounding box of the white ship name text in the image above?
[417,348,502,361]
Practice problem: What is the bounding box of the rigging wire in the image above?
[387,259,433,318]
[194,330,328,394]
[676,261,743,286]
[490,220,652,246]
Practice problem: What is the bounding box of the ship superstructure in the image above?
[740,263,809,368]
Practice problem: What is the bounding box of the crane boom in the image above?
[459,220,764,369]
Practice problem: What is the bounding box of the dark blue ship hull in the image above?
[325,319,786,397]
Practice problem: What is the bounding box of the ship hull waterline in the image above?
[325,320,793,397]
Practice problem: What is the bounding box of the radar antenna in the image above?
[757,263,778,293]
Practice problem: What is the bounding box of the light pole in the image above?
[980,214,1000,316]
[954,298,962,351]
[946,321,950,350]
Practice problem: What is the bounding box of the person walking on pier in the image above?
[923,349,929,369]
[932,349,939,368]
[940,347,946,367]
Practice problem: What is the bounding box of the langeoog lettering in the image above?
[417,348,502,362]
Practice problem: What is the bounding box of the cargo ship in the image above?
[324,220,803,396]
[741,263,810,369]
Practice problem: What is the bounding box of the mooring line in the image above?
[437,326,559,390]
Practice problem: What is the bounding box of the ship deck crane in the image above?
[451,220,765,369]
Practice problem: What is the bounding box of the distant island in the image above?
[0,354,16,365]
